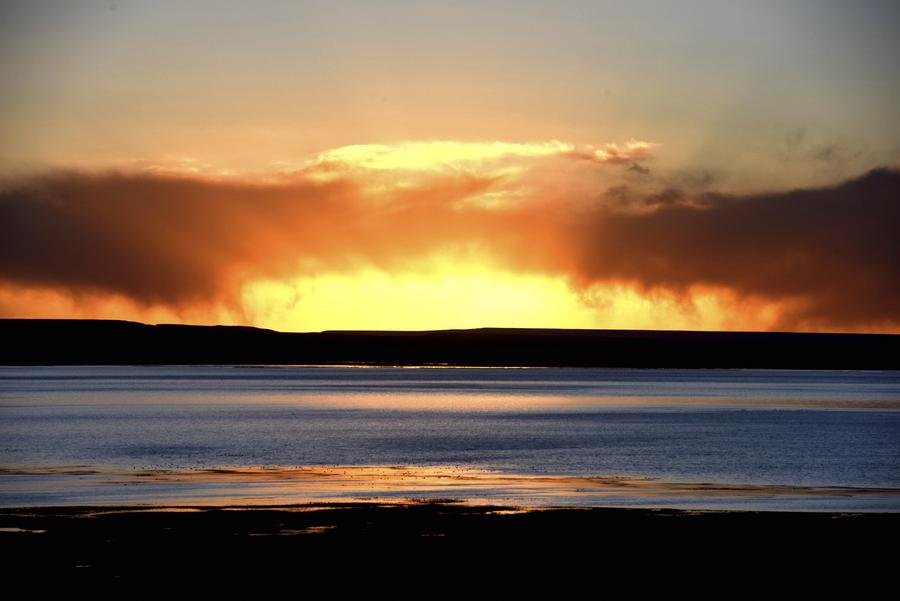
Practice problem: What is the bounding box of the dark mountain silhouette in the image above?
[1,319,898,368]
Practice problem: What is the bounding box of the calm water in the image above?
[1,366,899,509]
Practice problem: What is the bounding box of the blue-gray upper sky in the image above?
[2,0,899,189]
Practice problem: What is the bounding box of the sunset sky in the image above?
[2,1,899,332]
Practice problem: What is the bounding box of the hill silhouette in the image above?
[1,319,898,369]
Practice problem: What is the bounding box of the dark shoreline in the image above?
[3,318,899,369]
[3,502,898,577]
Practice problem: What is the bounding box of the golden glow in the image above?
[236,259,787,332]
[307,140,572,172]
[0,286,242,326]
[3,137,891,334]
[0,272,864,333]
[300,139,656,181]
[241,264,596,331]
[590,139,657,162]
[73,139,655,187]
[25,465,894,507]
[0,260,796,334]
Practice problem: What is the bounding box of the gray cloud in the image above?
[1,167,899,331]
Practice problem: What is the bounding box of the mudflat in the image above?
[2,502,897,580]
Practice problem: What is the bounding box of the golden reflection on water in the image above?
[299,393,900,411]
[9,465,896,507]
[57,390,900,411]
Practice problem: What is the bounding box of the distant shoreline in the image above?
[2,318,899,369]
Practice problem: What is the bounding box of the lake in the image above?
[1,366,898,510]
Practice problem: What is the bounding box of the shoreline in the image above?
[3,501,899,577]
[5,465,899,512]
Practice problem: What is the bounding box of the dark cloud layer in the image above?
[0,173,402,307]
[1,167,898,330]
[574,169,900,328]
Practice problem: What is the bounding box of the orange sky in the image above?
[1,141,898,333]
[1,2,899,333]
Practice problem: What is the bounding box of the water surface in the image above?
[2,366,898,510]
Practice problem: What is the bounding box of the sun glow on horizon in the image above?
[237,262,788,333]
[0,266,876,334]
[1,137,897,334]
[242,266,594,332]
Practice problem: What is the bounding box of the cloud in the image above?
[569,168,900,329]
[0,142,898,331]
[299,139,655,181]
[778,127,870,172]
[0,172,356,306]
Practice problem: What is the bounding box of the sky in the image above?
[1,0,899,332]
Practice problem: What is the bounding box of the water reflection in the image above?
[2,367,899,510]
[2,465,899,511]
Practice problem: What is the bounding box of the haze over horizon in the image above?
[2,1,899,333]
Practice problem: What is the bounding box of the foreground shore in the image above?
[3,502,898,579]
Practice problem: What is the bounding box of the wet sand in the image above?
[4,465,899,580]
[3,466,899,581]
